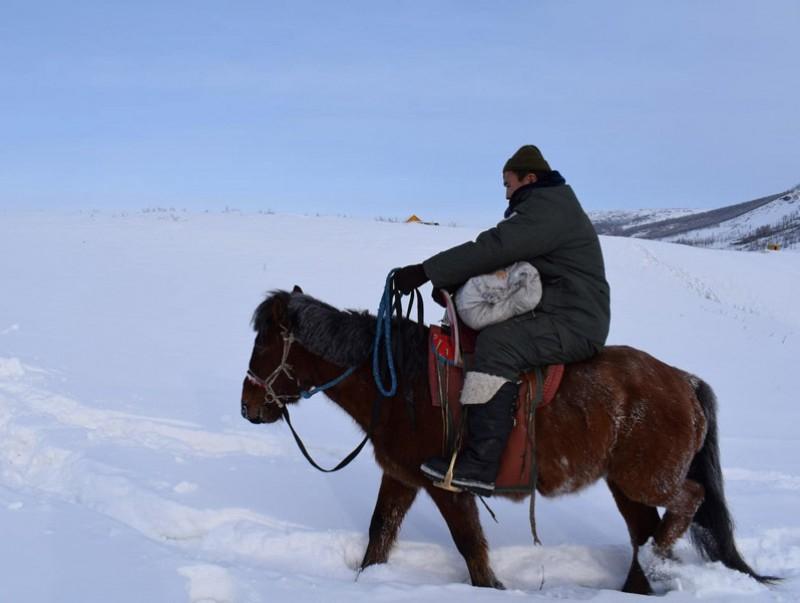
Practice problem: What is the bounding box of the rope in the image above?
[373,268,400,397]
[279,269,422,474]
[529,366,545,545]
[442,290,462,367]
[291,268,401,400]
[477,495,499,523]
[281,391,381,473]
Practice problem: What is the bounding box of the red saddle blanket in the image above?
[428,324,564,493]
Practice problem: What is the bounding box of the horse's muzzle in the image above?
[241,401,263,424]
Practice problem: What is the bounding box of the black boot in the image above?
[421,381,518,496]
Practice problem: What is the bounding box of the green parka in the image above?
[423,181,610,347]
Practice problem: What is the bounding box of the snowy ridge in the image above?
[589,207,701,233]
[591,183,800,250]
[1,210,799,601]
[665,185,800,250]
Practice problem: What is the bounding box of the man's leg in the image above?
[471,313,570,379]
[421,314,568,494]
[421,381,519,495]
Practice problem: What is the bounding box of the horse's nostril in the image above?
[241,403,248,419]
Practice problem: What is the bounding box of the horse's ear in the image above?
[269,291,291,327]
[292,285,303,294]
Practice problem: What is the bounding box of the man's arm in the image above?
[423,200,566,289]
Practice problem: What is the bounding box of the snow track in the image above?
[1,211,798,601]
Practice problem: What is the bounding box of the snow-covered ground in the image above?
[1,209,799,602]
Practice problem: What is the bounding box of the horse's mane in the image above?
[252,290,427,378]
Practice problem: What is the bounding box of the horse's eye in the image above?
[254,332,269,350]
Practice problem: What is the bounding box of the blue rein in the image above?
[281,268,414,474]
[298,268,401,400]
[299,365,358,399]
[372,268,400,398]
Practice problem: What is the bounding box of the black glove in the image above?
[393,264,429,294]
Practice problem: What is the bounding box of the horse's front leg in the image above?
[426,486,504,589]
[360,472,419,570]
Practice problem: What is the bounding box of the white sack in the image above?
[454,261,542,331]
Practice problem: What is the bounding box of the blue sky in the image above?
[1,0,798,223]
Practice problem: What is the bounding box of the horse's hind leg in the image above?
[608,480,660,595]
[652,478,704,556]
[360,472,419,570]
[426,486,503,589]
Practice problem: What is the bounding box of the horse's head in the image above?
[241,286,308,424]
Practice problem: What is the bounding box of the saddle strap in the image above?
[528,366,544,545]
[392,287,425,427]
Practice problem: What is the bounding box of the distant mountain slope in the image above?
[590,184,800,251]
[589,208,701,236]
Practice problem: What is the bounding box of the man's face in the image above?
[503,171,537,200]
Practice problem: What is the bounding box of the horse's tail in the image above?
[688,377,777,583]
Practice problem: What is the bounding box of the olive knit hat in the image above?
[503,145,551,174]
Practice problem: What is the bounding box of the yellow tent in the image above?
[405,214,422,223]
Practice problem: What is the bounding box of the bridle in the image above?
[246,327,359,413]
[245,328,298,409]
[243,274,423,473]
[244,326,370,473]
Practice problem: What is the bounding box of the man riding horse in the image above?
[393,145,611,496]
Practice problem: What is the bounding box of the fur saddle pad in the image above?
[428,324,564,493]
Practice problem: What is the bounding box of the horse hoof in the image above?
[483,577,506,590]
[622,571,653,595]
[653,545,677,562]
[471,574,505,590]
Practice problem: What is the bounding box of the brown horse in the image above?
[240,289,772,594]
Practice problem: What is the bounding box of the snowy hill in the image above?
[589,207,702,234]
[591,184,800,251]
[1,210,799,602]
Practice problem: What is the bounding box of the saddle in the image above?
[428,322,564,494]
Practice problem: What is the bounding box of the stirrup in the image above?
[433,450,463,493]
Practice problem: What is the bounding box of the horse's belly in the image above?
[534,402,615,496]
[537,455,607,497]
